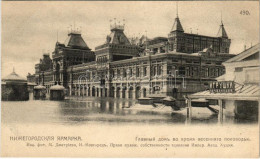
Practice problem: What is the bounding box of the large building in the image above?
[28,13,235,103]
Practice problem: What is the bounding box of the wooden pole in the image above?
[186,98,192,124]
[218,99,223,124]
[188,99,192,118]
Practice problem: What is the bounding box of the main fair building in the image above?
[27,14,235,101]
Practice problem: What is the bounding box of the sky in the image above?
[1,1,259,78]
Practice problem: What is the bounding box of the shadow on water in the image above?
[56,97,188,125]
[2,95,258,125]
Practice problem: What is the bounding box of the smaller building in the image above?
[33,85,47,100]
[27,73,36,92]
[187,44,260,121]
[2,69,29,101]
[50,84,65,100]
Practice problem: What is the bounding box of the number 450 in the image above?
[240,10,250,15]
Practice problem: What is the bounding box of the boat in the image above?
[191,98,209,107]
[162,96,180,111]
[137,97,153,105]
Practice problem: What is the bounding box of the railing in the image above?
[209,81,235,93]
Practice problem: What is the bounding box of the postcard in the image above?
[1,1,259,157]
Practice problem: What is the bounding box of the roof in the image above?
[192,98,209,102]
[216,74,226,81]
[34,85,46,89]
[162,96,176,101]
[106,29,130,45]
[171,17,184,32]
[148,94,167,98]
[28,82,37,86]
[50,84,65,90]
[224,43,260,63]
[2,70,27,83]
[216,22,228,38]
[64,33,90,50]
[188,84,260,101]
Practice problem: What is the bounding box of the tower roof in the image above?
[106,24,130,45]
[171,17,184,32]
[64,32,90,50]
[2,68,27,83]
[217,22,228,38]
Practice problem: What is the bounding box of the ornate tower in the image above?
[168,3,185,52]
[95,21,139,63]
[52,29,95,86]
[216,20,231,53]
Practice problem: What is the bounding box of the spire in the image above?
[176,1,178,18]
[221,11,223,24]
[170,2,184,32]
[64,30,90,50]
[217,13,228,38]
[106,19,130,45]
[145,30,148,50]
[57,30,59,42]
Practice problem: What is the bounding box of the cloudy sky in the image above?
[1,1,259,78]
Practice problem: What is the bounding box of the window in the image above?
[111,70,115,78]
[215,68,219,77]
[186,67,190,76]
[179,67,185,76]
[167,66,172,75]
[211,68,215,77]
[136,67,140,77]
[235,67,243,72]
[205,68,209,77]
[153,66,157,76]
[143,67,147,76]
[193,67,198,76]
[129,68,133,77]
[157,65,162,76]
[92,72,96,78]
[117,69,120,78]
[123,69,127,77]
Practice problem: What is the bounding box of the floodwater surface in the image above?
[1,94,257,126]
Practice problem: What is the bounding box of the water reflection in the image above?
[1,95,258,126]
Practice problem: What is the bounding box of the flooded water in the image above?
[1,94,257,126]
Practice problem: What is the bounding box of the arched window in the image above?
[205,67,209,77]
[216,68,219,77]
[123,69,127,77]
[129,68,133,77]
[186,67,190,76]
[153,66,157,76]
[157,65,162,75]
[143,67,147,76]
[136,67,140,77]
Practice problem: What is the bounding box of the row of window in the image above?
[69,65,224,81]
[167,66,224,77]
[111,66,149,78]
[97,56,108,63]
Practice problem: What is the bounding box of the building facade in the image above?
[188,43,259,120]
[28,14,235,102]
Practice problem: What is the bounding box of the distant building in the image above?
[27,73,36,92]
[2,69,29,101]
[188,44,259,120]
[166,15,231,54]
[28,13,235,104]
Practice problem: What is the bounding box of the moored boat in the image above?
[191,98,209,107]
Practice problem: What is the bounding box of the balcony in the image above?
[209,81,235,93]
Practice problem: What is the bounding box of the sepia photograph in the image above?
[1,0,259,157]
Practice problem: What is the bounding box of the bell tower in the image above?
[216,17,231,53]
[168,2,185,52]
